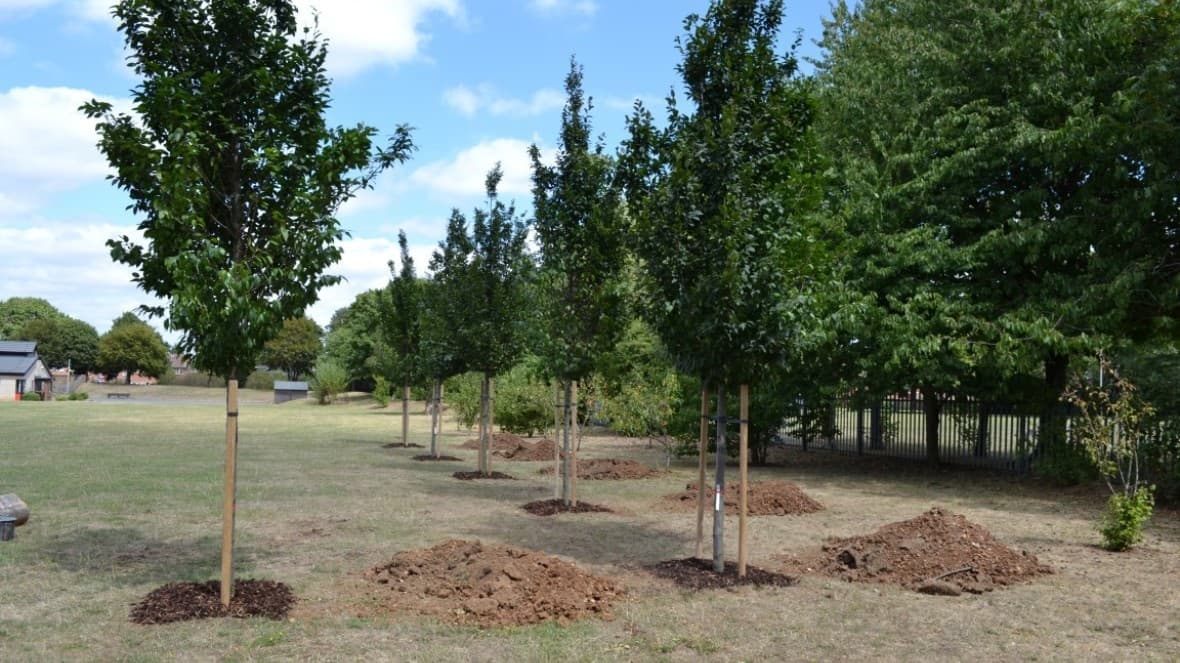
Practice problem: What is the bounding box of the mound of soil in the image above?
[130,579,295,625]
[522,499,613,516]
[664,481,823,516]
[500,438,558,461]
[453,471,517,480]
[383,442,424,448]
[780,507,1053,595]
[412,454,462,462]
[365,539,622,628]
[539,458,661,480]
[648,558,796,591]
[460,432,529,452]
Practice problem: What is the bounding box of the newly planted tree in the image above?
[381,231,423,446]
[82,0,413,604]
[620,0,819,573]
[530,58,627,506]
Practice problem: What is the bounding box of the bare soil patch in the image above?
[778,507,1054,595]
[382,442,424,448]
[453,471,517,480]
[522,499,613,516]
[412,454,462,462]
[460,432,529,452]
[129,579,296,625]
[539,458,661,480]
[364,539,622,628]
[663,481,823,516]
[500,438,557,461]
[648,558,797,591]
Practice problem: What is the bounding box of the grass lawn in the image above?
[1,387,1178,662]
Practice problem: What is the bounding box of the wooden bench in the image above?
[107,392,131,399]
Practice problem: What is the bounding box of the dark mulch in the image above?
[648,558,797,591]
[522,499,613,516]
[412,455,463,462]
[453,471,517,480]
[130,579,296,625]
[383,442,424,448]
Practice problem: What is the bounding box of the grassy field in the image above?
[1,386,1178,662]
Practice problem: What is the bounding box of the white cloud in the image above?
[443,83,564,117]
[406,137,539,198]
[0,86,130,212]
[305,234,436,328]
[530,0,597,17]
[297,0,463,76]
[0,0,113,22]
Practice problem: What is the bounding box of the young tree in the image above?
[381,231,423,446]
[261,317,323,380]
[82,0,413,605]
[530,58,627,506]
[98,320,170,383]
[620,0,819,573]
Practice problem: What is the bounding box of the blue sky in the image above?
[0,0,831,339]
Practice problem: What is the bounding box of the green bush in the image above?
[1099,487,1155,551]
[445,372,483,429]
[311,360,349,405]
[245,370,285,391]
[372,375,391,408]
[21,392,42,401]
[494,364,552,437]
[69,391,89,401]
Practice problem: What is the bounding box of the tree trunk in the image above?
[488,376,496,475]
[738,384,749,578]
[562,380,573,506]
[695,386,708,559]
[974,401,991,457]
[478,373,489,475]
[1039,353,1070,454]
[402,384,410,447]
[712,386,727,573]
[923,389,941,465]
[870,401,884,449]
[553,381,561,500]
[571,380,579,506]
[219,377,240,607]
[430,380,440,458]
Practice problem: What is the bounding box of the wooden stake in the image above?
[487,376,495,475]
[695,387,708,559]
[402,384,410,447]
[478,374,488,475]
[553,382,561,500]
[712,387,727,573]
[571,380,579,507]
[739,384,749,578]
[219,379,239,607]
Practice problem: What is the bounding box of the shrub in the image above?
[445,372,483,429]
[311,360,349,405]
[372,375,391,408]
[494,364,552,437]
[21,392,42,401]
[70,391,89,401]
[1099,487,1155,551]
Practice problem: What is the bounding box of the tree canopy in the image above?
[261,316,323,380]
[19,316,101,372]
[98,320,170,382]
[0,297,65,340]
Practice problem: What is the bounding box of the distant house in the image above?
[0,341,53,401]
[274,381,309,404]
[169,353,190,376]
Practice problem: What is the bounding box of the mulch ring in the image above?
[383,442,424,448]
[460,432,529,452]
[365,539,622,628]
[663,481,823,516]
[648,558,796,591]
[412,454,463,462]
[453,471,517,480]
[539,458,662,480]
[777,507,1054,596]
[130,579,296,625]
[522,499,613,516]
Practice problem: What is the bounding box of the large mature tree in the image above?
[530,58,627,506]
[98,320,170,382]
[81,0,413,604]
[0,297,64,340]
[381,231,423,445]
[323,289,387,388]
[261,316,323,380]
[620,0,818,572]
[818,0,1180,458]
[19,316,101,373]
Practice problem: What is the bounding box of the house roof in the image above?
[0,355,36,376]
[274,381,308,391]
[0,340,36,355]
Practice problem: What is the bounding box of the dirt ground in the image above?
[522,499,614,516]
[539,458,662,480]
[364,539,622,628]
[129,580,296,625]
[663,480,824,516]
[647,557,797,590]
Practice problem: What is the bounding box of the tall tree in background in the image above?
[98,320,170,382]
[19,316,101,373]
[621,0,819,572]
[0,297,65,340]
[817,0,1180,457]
[530,58,627,506]
[82,0,413,605]
[261,316,323,380]
[382,231,424,446]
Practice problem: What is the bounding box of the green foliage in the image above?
[372,375,391,408]
[1034,440,1098,487]
[245,370,285,391]
[493,361,553,437]
[322,289,388,388]
[0,297,64,340]
[261,317,323,380]
[69,391,89,401]
[19,316,100,372]
[444,372,482,429]
[380,231,424,387]
[81,0,414,380]
[311,360,349,405]
[97,321,170,382]
[21,392,42,402]
[1099,488,1155,552]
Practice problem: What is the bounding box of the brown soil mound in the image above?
[383,442,424,448]
[522,499,613,516]
[130,579,295,625]
[460,432,528,452]
[648,558,796,591]
[412,454,462,462]
[453,471,517,480]
[539,458,661,480]
[780,507,1054,595]
[500,438,558,461]
[664,481,823,516]
[365,539,622,628]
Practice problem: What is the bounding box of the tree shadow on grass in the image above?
[38,526,283,586]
